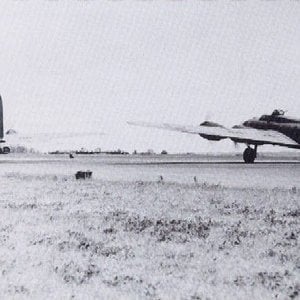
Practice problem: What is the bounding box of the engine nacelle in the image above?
[199,121,226,141]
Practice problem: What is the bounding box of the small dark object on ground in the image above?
[75,170,92,180]
[69,153,74,159]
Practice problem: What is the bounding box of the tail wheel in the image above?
[243,147,256,164]
[3,147,10,154]
[0,148,2,154]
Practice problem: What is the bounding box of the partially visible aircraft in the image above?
[0,96,10,154]
[128,110,300,163]
[0,95,104,153]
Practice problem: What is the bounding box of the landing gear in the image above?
[3,147,10,154]
[243,145,257,164]
[0,146,10,154]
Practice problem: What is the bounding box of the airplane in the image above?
[0,95,10,154]
[128,109,300,163]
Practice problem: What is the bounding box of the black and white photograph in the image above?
[0,0,299,299]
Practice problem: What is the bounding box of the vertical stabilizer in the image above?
[0,95,3,139]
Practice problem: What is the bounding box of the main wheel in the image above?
[3,147,10,154]
[243,147,256,164]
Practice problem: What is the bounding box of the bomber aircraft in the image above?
[0,95,10,153]
[128,110,300,163]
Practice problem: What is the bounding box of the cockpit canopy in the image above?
[271,109,285,116]
[259,109,285,122]
[258,110,300,124]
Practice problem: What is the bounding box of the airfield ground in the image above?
[0,154,299,299]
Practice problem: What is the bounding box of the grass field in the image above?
[0,171,299,299]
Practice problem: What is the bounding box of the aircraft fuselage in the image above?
[243,114,300,144]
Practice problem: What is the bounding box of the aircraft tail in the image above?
[0,95,3,139]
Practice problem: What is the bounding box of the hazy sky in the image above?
[0,0,299,152]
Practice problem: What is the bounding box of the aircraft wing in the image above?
[128,121,299,148]
[5,131,105,144]
[15,132,103,140]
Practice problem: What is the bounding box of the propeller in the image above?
[204,111,213,122]
[233,141,240,149]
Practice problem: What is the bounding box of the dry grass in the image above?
[0,173,299,299]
